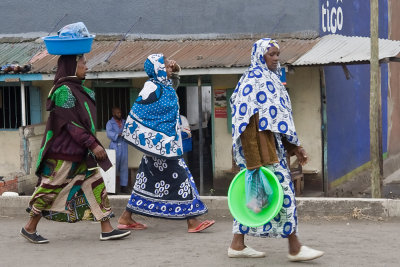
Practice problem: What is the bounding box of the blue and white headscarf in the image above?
[123,54,183,158]
[144,53,170,86]
[230,38,299,168]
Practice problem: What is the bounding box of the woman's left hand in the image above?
[294,147,308,166]
[181,126,191,137]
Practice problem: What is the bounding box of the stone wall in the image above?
[18,123,46,195]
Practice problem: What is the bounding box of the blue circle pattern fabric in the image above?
[230,38,300,169]
[230,38,299,238]
[123,54,183,159]
[126,155,207,219]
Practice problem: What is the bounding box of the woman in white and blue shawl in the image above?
[118,54,215,233]
[228,39,324,261]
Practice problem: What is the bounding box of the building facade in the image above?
[1,0,399,196]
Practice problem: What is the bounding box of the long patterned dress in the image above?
[230,38,300,238]
[123,53,208,219]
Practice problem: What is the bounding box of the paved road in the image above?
[0,214,399,267]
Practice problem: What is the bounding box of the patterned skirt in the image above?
[126,155,208,219]
[232,134,298,238]
[28,159,113,222]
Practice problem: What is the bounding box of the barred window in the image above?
[0,85,31,129]
[94,86,134,130]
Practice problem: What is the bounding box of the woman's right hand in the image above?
[294,146,308,166]
[168,60,178,71]
[92,145,107,161]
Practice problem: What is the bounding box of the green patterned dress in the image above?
[29,84,113,222]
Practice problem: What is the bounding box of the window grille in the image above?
[94,86,132,130]
[0,85,31,129]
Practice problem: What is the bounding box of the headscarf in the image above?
[230,38,299,168]
[144,53,171,86]
[44,55,82,103]
[123,54,183,159]
[53,55,80,86]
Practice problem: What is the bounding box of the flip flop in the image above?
[117,222,147,230]
[188,220,215,233]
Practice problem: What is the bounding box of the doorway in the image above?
[177,85,213,194]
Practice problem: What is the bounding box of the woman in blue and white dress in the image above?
[118,54,214,233]
[228,38,324,261]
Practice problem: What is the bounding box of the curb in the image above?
[1,196,399,219]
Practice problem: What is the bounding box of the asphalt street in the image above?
[0,214,399,267]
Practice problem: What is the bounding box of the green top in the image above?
[50,84,95,108]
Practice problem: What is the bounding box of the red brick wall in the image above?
[0,177,18,195]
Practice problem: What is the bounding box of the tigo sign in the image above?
[321,0,344,34]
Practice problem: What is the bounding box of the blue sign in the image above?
[280,67,286,85]
[319,0,388,38]
[319,0,389,183]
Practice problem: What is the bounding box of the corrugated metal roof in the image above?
[292,34,400,66]
[5,35,399,76]
[0,42,41,66]
[29,38,319,74]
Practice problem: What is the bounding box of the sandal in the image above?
[188,220,215,233]
[117,222,147,230]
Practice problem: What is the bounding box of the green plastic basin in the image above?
[228,166,284,227]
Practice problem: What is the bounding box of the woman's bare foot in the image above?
[288,232,301,255]
[230,233,246,251]
[100,219,114,232]
[187,218,201,229]
[24,214,41,234]
[118,210,138,225]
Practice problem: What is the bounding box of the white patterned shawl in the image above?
[230,38,300,168]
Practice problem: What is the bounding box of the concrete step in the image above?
[1,195,399,220]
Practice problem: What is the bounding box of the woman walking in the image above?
[118,54,214,233]
[228,38,324,261]
[20,55,130,243]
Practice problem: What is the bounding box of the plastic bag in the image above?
[245,168,274,213]
[58,22,90,38]
[180,115,192,152]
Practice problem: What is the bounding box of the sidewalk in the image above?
[0,214,399,266]
[1,194,400,266]
[383,166,400,198]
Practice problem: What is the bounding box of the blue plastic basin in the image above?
[42,35,95,55]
